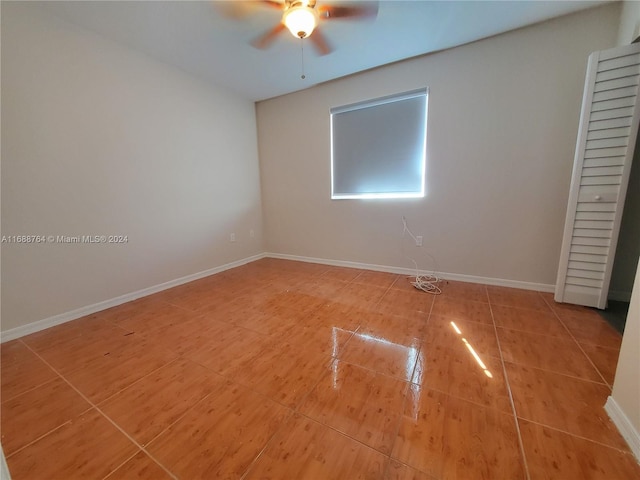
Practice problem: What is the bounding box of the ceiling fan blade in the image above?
[251,23,286,49]
[318,1,378,20]
[310,28,332,56]
[260,0,285,9]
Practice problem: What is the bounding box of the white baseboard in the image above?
[0,445,10,480]
[1,251,555,343]
[605,396,640,462]
[0,253,265,343]
[265,252,555,293]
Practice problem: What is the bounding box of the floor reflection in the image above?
[450,321,493,378]
[330,327,419,388]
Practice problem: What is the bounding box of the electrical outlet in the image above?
[230,233,236,242]
[250,229,255,238]
[416,236,423,247]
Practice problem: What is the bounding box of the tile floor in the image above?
[1,258,639,479]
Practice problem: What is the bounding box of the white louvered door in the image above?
[555,42,640,309]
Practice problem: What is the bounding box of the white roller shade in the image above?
[330,89,428,199]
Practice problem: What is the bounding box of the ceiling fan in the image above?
[226,1,379,56]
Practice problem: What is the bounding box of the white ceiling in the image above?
[38,0,607,101]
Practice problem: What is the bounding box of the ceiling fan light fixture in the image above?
[283,5,318,39]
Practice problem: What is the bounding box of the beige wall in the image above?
[612,263,640,446]
[257,4,620,286]
[1,3,263,332]
[611,0,640,299]
[609,0,640,455]
[618,0,640,45]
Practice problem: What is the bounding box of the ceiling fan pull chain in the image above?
[300,37,306,80]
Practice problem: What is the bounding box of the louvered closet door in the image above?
[555,42,640,309]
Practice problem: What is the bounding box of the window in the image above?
[330,88,428,200]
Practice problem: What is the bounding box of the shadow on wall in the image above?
[607,124,640,332]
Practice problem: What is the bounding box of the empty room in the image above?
[2,1,640,479]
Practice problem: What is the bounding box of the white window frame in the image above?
[330,88,428,200]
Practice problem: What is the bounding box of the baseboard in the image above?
[1,251,555,343]
[605,396,640,461]
[0,253,265,343]
[265,252,555,293]
[609,290,632,302]
[0,445,10,480]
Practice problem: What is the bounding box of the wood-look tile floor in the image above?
[2,258,639,480]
